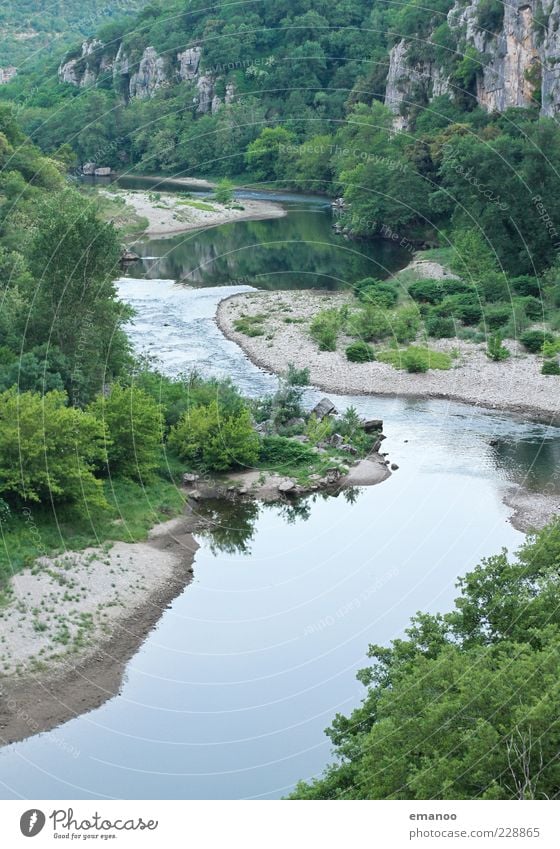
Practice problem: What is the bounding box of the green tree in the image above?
[169,400,259,471]
[90,384,164,482]
[245,127,296,181]
[0,388,107,510]
[214,178,235,205]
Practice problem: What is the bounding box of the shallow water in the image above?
[1,203,559,800]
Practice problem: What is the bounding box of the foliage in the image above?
[345,341,376,362]
[541,359,560,375]
[290,523,560,800]
[90,384,164,482]
[0,389,107,511]
[214,178,235,205]
[377,346,452,371]
[305,414,333,446]
[520,330,554,354]
[259,435,316,469]
[169,400,259,472]
[233,313,266,337]
[354,278,399,308]
[486,333,511,361]
[310,309,342,351]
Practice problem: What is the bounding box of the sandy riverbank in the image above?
[216,290,560,424]
[0,512,200,747]
[101,188,286,237]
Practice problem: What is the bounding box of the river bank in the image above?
[100,187,286,237]
[0,512,200,747]
[216,289,560,425]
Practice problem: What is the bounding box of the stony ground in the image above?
[216,289,559,422]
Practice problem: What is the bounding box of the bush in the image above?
[520,296,544,320]
[402,348,429,372]
[233,313,266,336]
[424,313,456,338]
[486,333,511,361]
[377,346,452,371]
[348,305,391,340]
[511,275,542,298]
[520,330,555,353]
[305,414,333,446]
[0,389,107,511]
[259,435,316,468]
[437,294,482,325]
[541,359,560,375]
[408,279,444,304]
[90,384,164,482]
[310,309,342,351]
[169,400,259,472]
[355,278,398,308]
[483,305,511,330]
[346,341,376,362]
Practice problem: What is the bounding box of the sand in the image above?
[0,513,200,746]
[101,188,286,237]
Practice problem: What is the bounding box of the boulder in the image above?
[340,444,358,455]
[391,463,400,471]
[278,480,296,494]
[183,473,200,485]
[82,162,96,175]
[312,397,338,419]
[361,418,383,433]
[329,433,344,447]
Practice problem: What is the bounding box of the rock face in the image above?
[129,47,168,99]
[385,0,560,123]
[178,47,202,80]
[59,39,106,88]
[58,38,233,113]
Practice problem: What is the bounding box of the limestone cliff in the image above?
[59,39,230,113]
[385,0,560,125]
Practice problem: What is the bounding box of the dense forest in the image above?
[0,1,149,67]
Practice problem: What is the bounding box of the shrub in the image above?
[0,389,107,511]
[310,309,342,351]
[408,279,444,304]
[233,313,266,337]
[346,341,376,362]
[170,401,259,472]
[348,305,391,341]
[402,348,429,372]
[305,414,333,446]
[486,333,510,361]
[520,296,544,320]
[437,294,482,325]
[377,346,452,371]
[259,435,316,468]
[355,278,398,308]
[90,384,164,482]
[542,338,560,357]
[483,305,511,330]
[541,359,560,375]
[520,330,554,353]
[511,275,542,298]
[424,313,456,338]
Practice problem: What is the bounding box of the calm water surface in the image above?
[1,201,559,800]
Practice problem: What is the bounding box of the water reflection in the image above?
[125,208,409,289]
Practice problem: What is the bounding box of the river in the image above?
[0,189,559,800]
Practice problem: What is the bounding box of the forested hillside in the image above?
[0,0,149,67]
